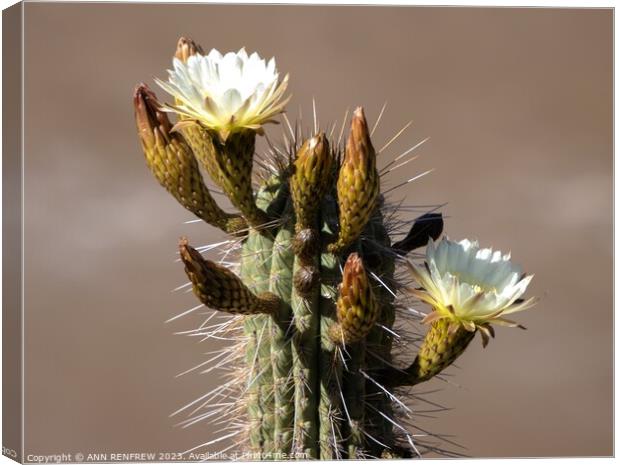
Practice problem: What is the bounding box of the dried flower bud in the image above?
[134,83,172,151]
[133,84,246,234]
[179,238,279,315]
[174,36,204,63]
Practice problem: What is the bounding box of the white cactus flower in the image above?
[156,48,290,140]
[407,238,536,345]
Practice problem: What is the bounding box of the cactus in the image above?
[133,38,536,460]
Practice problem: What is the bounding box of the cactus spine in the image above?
[133,37,529,459]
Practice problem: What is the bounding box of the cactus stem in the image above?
[318,295,343,460]
[318,203,345,459]
[268,219,295,456]
[290,249,321,458]
[240,189,278,456]
[343,340,366,458]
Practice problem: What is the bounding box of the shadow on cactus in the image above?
[133,37,537,460]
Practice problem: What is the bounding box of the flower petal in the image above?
[407,238,536,328]
[155,48,289,135]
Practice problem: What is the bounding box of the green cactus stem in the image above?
[136,102,453,458]
[132,37,515,460]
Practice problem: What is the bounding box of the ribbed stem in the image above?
[363,209,397,457]
[318,335,343,460]
[344,340,366,458]
[238,181,401,459]
[241,230,274,455]
[318,245,343,459]
[291,255,320,459]
[240,184,279,456]
[268,221,295,457]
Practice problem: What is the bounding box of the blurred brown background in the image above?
[21,3,612,459]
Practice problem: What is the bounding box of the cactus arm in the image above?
[268,219,295,456]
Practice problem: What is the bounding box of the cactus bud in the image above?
[133,84,246,234]
[133,83,173,153]
[329,253,379,345]
[169,38,225,191]
[170,37,219,186]
[210,131,270,228]
[328,107,380,254]
[174,36,204,62]
[392,213,443,254]
[290,133,333,232]
[406,318,476,383]
[179,238,279,315]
